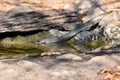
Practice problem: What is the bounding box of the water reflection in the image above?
[0,31,108,59]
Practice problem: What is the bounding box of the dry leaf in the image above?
[97,66,120,80]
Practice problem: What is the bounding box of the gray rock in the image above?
[49,29,63,37]
[0,6,82,33]
[56,53,82,61]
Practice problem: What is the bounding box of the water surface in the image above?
[0,31,108,59]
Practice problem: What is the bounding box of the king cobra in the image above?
[37,11,112,44]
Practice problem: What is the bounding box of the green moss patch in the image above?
[0,32,51,59]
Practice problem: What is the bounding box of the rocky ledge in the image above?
[0,51,120,80]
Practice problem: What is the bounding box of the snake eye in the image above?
[36,40,40,44]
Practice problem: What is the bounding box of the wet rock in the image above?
[56,53,82,61]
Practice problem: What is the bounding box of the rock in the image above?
[73,0,120,22]
[41,52,62,56]
[0,53,120,80]
[74,0,104,22]
[7,5,35,16]
[49,29,63,37]
[0,60,48,80]
[56,53,82,61]
[0,6,82,33]
[103,21,120,45]
[99,10,120,27]
[49,29,69,37]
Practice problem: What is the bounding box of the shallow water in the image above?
[0,31,108,59]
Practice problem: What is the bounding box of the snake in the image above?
[36,11,112,44]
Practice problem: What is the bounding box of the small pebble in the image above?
[41,52,61,56]
[56,53,82,61]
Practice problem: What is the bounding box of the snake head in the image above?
[36,39,47,44]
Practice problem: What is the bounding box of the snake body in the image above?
[37,11,112,44]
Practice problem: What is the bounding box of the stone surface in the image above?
[0,0,80,11]
[0,0,119,23]
[56,53,82,61]
[0,53,120,80]
[0,6,82,33]
[99,10,120,27]
[41,52,62,56]
[0,0,119,12]
[103,21,120,45]
[74,0,120,22]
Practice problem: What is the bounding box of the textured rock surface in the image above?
[56,53,82,61]
[0,0,119,11]
[74,0,120,22]
[0,6,82,33]
[103,21,120,45]
[0,53,120,80]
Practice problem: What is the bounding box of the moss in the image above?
[88,38,109,48]
[67,37,110,52]
[0,30,110,59]
[0,34,51,57]
[0,36,27,48]
[67,39,84,52]
[67,39,76,47]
